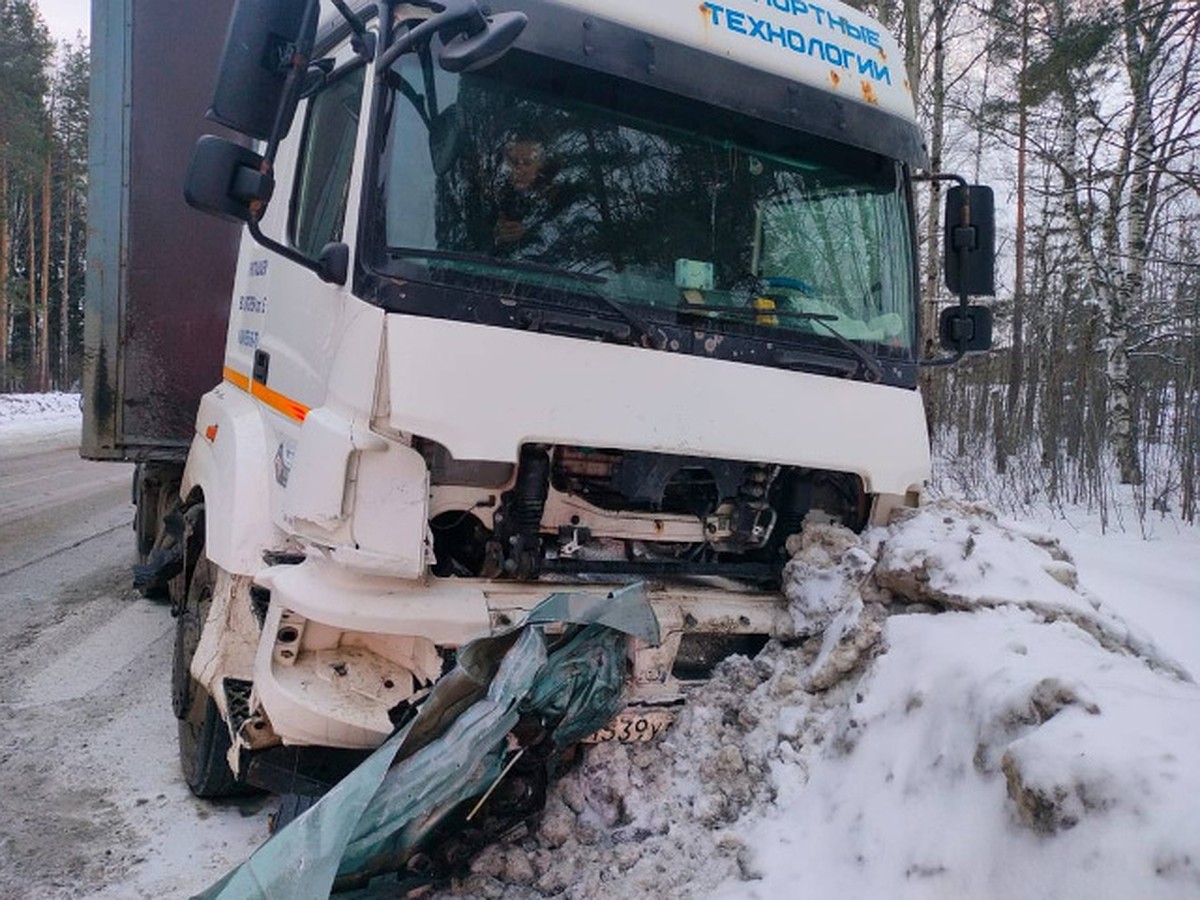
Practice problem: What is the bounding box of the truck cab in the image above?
[88,0,994,797]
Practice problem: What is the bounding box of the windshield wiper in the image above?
[565,285,665,349]
[805,315,884,383]
[770,349,859,378]
[386,248,664,348]
[680,305,884,383]
[517,308,639,344]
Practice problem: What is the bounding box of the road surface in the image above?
[0,426,266,898]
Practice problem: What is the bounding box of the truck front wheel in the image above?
[172,543,246,798]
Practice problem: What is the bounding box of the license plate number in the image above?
[583,709,674,744]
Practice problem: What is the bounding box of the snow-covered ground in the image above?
[0,392,84,457]
[2,395,1198,898]
[1058,521,1200,677]
[433,504,1200,900]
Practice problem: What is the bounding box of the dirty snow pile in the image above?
[0,391,81,423]
[437,501,1200,900]
[0,392,81,449]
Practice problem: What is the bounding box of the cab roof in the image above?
[545,0,918,123]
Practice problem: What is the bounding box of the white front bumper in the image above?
[251,558,792,748]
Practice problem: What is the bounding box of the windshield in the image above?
[377,52,916,352]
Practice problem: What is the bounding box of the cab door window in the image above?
[290,65,367,259]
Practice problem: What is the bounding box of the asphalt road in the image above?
[0,446,131,580]
[0,431,266,898]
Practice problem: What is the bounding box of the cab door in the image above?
[221,35,370,471]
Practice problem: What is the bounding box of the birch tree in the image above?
[1046,0,1199,484]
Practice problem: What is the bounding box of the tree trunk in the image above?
[0,159,8,388]
[1052,0,1149,487]
[1002,0,1030,472]
[921,0,945,325]
[918,0,946,436]
[903,0,920,102]
[28,175,37,390]
[1184,362,1197,524]
[60,162,72,388]
[1105,286,1140,485]
[1103,0,1161,487]
[39,155,51,392]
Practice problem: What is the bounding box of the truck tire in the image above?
[133,461,183,564]
[133,465,159,562]
[172,544,247,798]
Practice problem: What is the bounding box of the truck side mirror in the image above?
[438,10,529,72]
[208,0,319,141]
[939,304,992,353]
[184,136,275,223]
[376,1,527,74]
[184,136,350,286]
[943,185,995,297]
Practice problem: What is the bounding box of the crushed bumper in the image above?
[248,558,793,749]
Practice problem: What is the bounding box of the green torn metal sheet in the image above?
[196,582,657,899]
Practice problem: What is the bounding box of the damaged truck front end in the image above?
[83,0,994,883]
[166,0,947,792]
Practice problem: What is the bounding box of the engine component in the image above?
[484,445,551,579]
[435,443,866,585]
[705,463,780,551]
[553,447,743,516]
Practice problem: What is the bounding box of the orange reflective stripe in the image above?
[221,365,310,423]
[223,366,250,391]
[251,380,310,423]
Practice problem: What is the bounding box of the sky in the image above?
[37,0,89,43]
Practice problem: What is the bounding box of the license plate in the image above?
[582,709,675,744]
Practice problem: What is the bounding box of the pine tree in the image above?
[0,0,53,390]
[52,36,89,389]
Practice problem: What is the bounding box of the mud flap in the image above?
[195,583,659,899]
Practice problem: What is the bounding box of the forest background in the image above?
[0,0,1196,524]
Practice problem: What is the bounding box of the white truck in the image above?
[84,0,994,801]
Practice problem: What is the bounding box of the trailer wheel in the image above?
[133,462,183,565]
[173,544,246,798]
[133,466,159,562]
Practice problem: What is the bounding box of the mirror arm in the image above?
[918,347,965,368]
[246,220,346,285]
[912,172,968,189]
[375,18,434,72]
[913,171,972,312]
[915,170,973,365]
[917,281,971,366]
[259,0,323,171]
[331,0,376,60]
[375,0,487,72]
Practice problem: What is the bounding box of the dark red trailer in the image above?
[81,0,240,463]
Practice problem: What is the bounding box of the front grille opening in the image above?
[671,633,771,681]
[223,677,255,732]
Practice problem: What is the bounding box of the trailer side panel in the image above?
[82,0,239,461]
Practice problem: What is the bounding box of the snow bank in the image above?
[873,503,1191,681]
[1061,522,1200,677]
[0,392,82,454]
[737,605,1200,899]
[435,500,1200,899]
[0,391,81,423]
